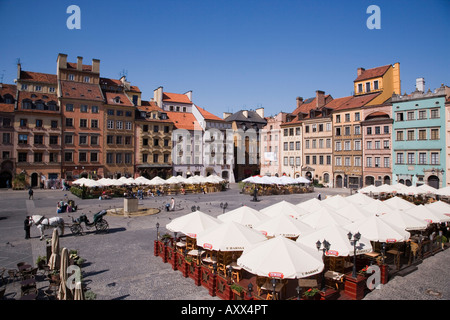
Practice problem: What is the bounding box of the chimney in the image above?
[296,97,303,108]
[316,90,325,108]
[92,58,100,73]
[77,56,83,71]
[223,112,232,120]
[184,90,192,102]
[242,110,248,118]
[57,53,68,75]
[154,86,163,108]
[357,67,365,77]
[255,107,264,118]
[416,77,425,92]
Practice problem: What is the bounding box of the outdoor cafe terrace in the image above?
[154,187,450,301]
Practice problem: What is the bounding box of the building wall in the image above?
[280,123,302,177]
[260,113,285,177]
[392,93,446,188]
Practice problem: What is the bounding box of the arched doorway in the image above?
[305,171,312,181]
[323,173,330,184]
[428,175,439,189]
[31,173,38,188]
[0,171,12,188]
[365,176,375,186]
[384,176,391,185]
[399,179,404,184]
[335,175,343,188]
[405,179,412,186]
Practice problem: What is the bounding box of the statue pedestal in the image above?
[124,198,138,213]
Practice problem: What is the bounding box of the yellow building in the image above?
[353,62,401,106]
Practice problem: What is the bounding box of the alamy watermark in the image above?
[367,5,381,30]
[67,5,81,30]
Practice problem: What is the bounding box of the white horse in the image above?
[30,215,65,240]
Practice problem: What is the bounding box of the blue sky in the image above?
[1,0,449,117]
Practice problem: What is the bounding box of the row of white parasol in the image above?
[241,175,311,185]
[71,175,225,188]
[165,195,450,279]
[359,183,450,197]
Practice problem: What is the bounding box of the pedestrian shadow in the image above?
[112,294,130,300]
[82,269,109,278]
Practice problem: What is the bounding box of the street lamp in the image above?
[247,283,253,298]
[156,222,160,241]
[271,278,277,300]
[347,231,361,278]
[316,239,331,291]
[295,277,302,300]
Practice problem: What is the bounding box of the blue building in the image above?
[392,79,447,188]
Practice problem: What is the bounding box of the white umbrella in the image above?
[358,185,378,194]
[405,205,450,224]
[253,214,314,238]
[166,210,221,238]
[299,206,352,229]
[361,199,396,216]
[425,200,450,215]
[237,236,324,279]
[296,198,325,213]
[344,215,410,243]
[374,184,396,193]
[346,193,376,206]
[165,176,181,184]
[48,229,60,270]
[295,176,311,184]
[217,205,269,228]
[417,184,437,195]
[260,200,308,218]
[297,225,373,257]
[150,176,167,185]
[134,176,151,186]
[391,183,410,194]
[384,196,416,211]
[72,178,89,185]
[197,221,267,251]
[279,176,297,185]
[321,195,351,209]
[242,176,260,184]
[435,186,450,197]
[379,210,429,231]
[257,176,275,185]
[186,176,202,184]
[335,203,373,223]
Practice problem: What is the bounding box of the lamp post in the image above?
[347,231,361,278]
[316,239,331,291]
[295,277,302,300]
[156,222,160,241]
[247,283,253,298]
[271,278,277,300]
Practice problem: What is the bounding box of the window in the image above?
[80,119,87,128]
[116,136,122,145]
[296,127,301,135]
[345,114,350,122]
[18,134,28,144]
[64,152,73,162]
[312,156,316,165]
[305,156,310,165]
[153,125,159,133]
[430,109,439,119]
[66,104,74,111]
[358,83,363,93]
[18,152,27,162]
[35,85,42,91]
[91,119,98,128]
[106,153,113,164]
[335,127,341,136]
[383,140,389,149]
[326,155,331,165]
[116,153,122,164]
[407,130,415,141]
[107,109,114,116]
[116,121,123,130]
[366,82,371,92]
[366,127,372,135]
[84,76,90,83]
[318,124,323,132]
[21,84,28,90]
[375,126,381,135]
[49,136,58,145]
[125,153,132,164]
[283,129,288,136]
[126,122,132,130]
[344,141,351,151]
[418,110,426,119]
[91,136,98,145]
[355,157,361,167]
[396,153,404,164]
[335,141,342,151]
[407,111,415,120]
[384,157,390,168]
[344,157,351,166]
[311,140,316,149]
[354,125,361,135]
[2,133,11,144]
[335,157,342,166]
[383,126,389,134]
[49,153,58,163]
[419,153,427,164]
[295,141,301,150]
[374,140,381,149]
[374,157,380,167]
[68,74,75,81]
[374,80,379,90]
[107,135,114,144]
[91,152,98,162]
[153,139,159,147]
[296,157,301,166]
[431,152,439,165]
[51,120,58,129]
[283,142,288,151]
[311,125,316,133]
[407,153,415,164]
[65,118,73,127]
[326,123,331,131]
[107,120,114,129]
[153,153,159,163]
[79,152,87,162]
[431,128,439,140]
[117,110,123,116]
[79,135,88,145]
[335,115,341,123]
[34,153,43,163]
[80,105,88,112]
[164,126,170,133]
[92,106,99,113]
[396,113,404,121]
[143,138,148,146]
[164,139,169,147]
[354,140,361,150]
[305,140,310,149]
[319,139,324,149]
[366,141,372,149]
[344,126,350,135]
[326,139,331,148]
[355,112,360,121]
[64,135,73,144]
[289,128,294,136]
[290,157,294,166]
[396,131,404,141]
[20,119,27,127]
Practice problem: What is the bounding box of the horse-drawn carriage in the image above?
[68,210,109,235]
[30,210,109,239]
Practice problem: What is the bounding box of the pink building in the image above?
[260,112,288,177]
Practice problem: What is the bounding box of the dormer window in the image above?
[35,85,42,91]
[68,74,75,81]
[84,76,90,83]
[366,82,371,92]
[358,83,363,93]
[114,96,121,103]
[374,80,379,90]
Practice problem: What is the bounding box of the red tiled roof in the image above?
[354,65,391,82]
[163,92,192,104]
[0,84,17,97]
[20,71,57,83]
[333,92,380,111]
[60,80,104,101]
[100,77,122,87]
[16,91,59,114]
[104,92,134,107]
[166,111,201,131]
[195,105,223,121]
[67,62,93,72]
[139,100,162,112]
[128,85,141,93]
[323,96,353,110]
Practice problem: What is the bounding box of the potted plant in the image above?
[303,288,320,300]
[230,283,244,296]
[36,255,47,270]
[49,270,60,282]
[85,290,97,300]
[358,265,370,277]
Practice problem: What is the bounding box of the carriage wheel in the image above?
[70,224,83,235]
[95,220,109,233]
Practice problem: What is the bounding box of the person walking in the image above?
[28,187,34,200]
[170,197,175,211]
[24,216,31,239]
[317,193,321,201]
